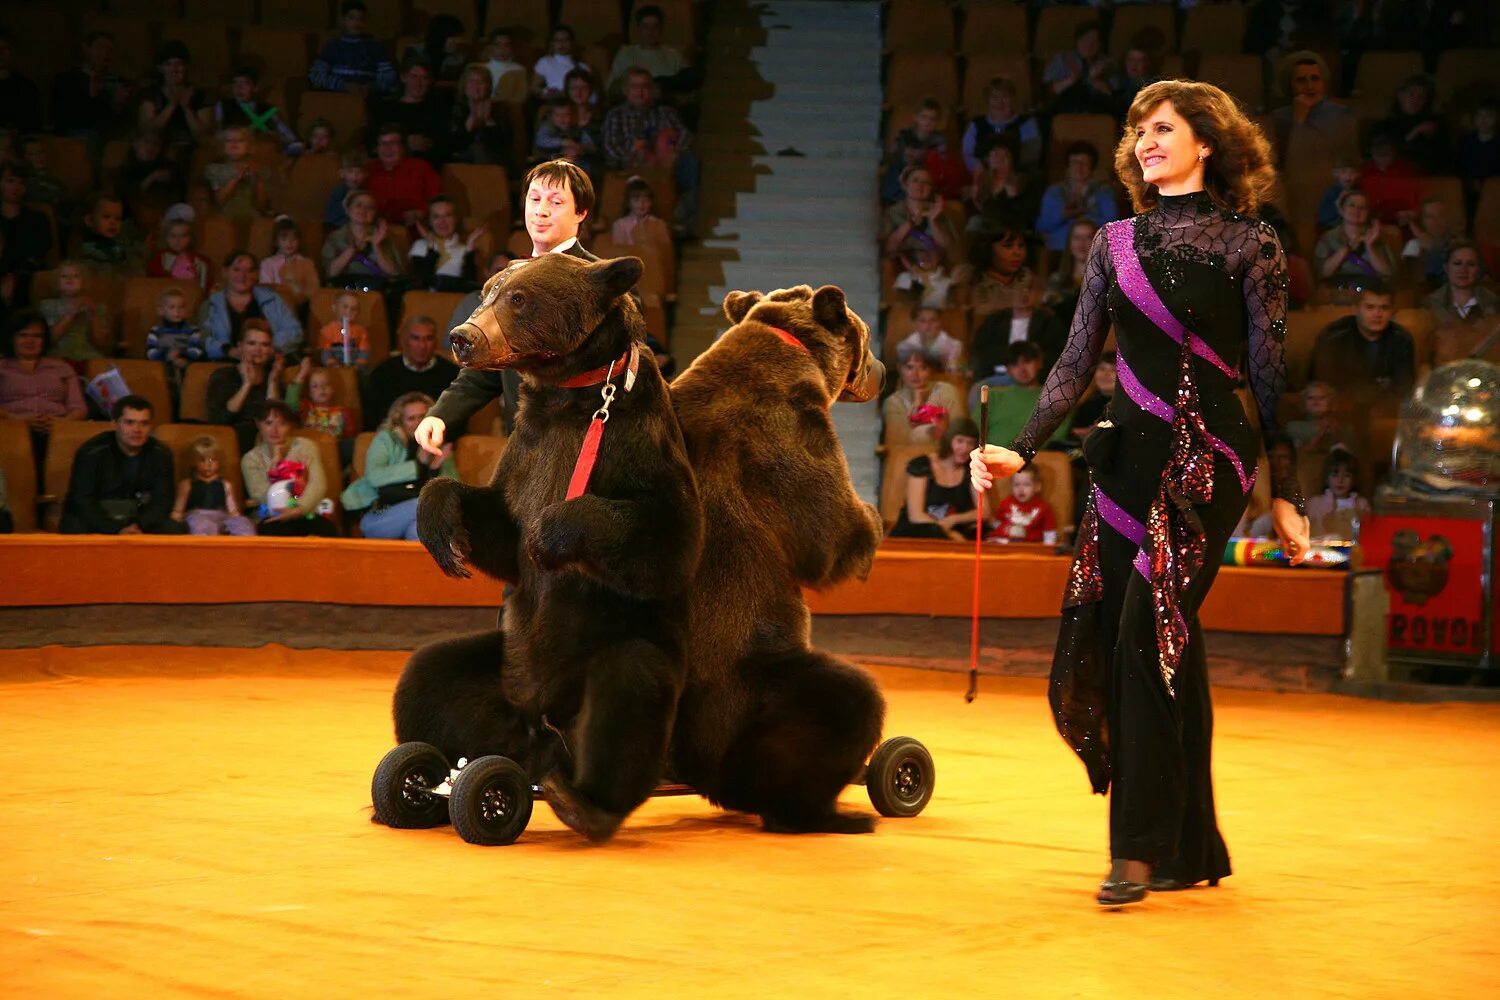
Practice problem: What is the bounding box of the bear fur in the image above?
[391,253,703,843]
[667,284,890,833]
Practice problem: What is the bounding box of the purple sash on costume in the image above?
[1115,350,1255,495]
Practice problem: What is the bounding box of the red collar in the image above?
[767,326,810,354]
[559,347,639,389]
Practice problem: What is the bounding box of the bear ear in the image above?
[592,256,643,299]
[722,290,762,324]
[812,285,849,331]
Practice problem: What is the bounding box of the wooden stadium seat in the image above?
[198,215,247,277]
[441,163,513,236]
[260,0,332,30]
[1109,4,1175,57]
[483,0,551,45]
[558,0,624,45]
[297,92,369,152]
[409,0,477,33]
[292,427,346,529]
[37,137,93,203]
[878,443,934,530]
[887,51,959,109]
[0,419,39,532]
[466,397,505,437]
[1475,179,1500,257]
[236,27,315,88]
[885,0,956,54]
[961,53,1033,117]
[1285,307,1352,389]
[1435,50,1497,111]
[283,151,342,222]
[110,0,182,18]
[351,431,376,479]
[400,290,469,337]
[885,99,961,150]
[456,433,506,485]
[1352,51,1423,120]
[593,237,669,311]
[2,6,72,88]
[1034,6,1097,58]
[308,287,392,362]
[85,360,175,426]
[635,0,698,53]
[183,0,255,24]
[164,21,234,87]
[1197,54,1266,113]
[154,423,246,503]
[1048,113,1119,182]
[962,3,1028,55]
[1180,3,1246,55]
[178,363,233,423]
[38,420,114,531]
[1030,451,1075,538]
[121,277,207,359]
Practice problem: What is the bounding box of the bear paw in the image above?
[539,772,625,844]
[525,503,589,572]
[417,482,472,578]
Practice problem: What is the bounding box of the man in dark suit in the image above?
[416,159,598,454]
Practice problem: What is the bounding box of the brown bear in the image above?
[390,253,703,843]
[667,283,889,833]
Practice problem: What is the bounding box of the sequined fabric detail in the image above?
[1063,494,1104,609]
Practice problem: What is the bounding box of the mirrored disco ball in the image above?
[1393,360,1500,494]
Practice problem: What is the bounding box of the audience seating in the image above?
[37,420,113,531]
[961,53,1034,114]
[961,3,1029,56]
[291,427,346,528]
[1180,3,1246,55]
[0,420,38,532]
[1197,54,1265,113]
[237,27,316,90]
[887,51,960,109]
[559,0,625,46]
[482,0,551,44]
[85,359,175,426]
[1034,6,1097,58]
[166,21,234,87]
[399,290,469,337]
[121,277,207,359]
[441,163,514,239]
[1109,4,1176,57]
[259,0,332,31]
[1352,51,1424,120]
[466,398,505,437]
[183,0,256,26]
[1284,307,1354,389]
[456,433,506,485]
[351,431,376,479]
[1048,113,1119,181]
[884,0,957,54]
[81,16,156,83]
[1435,50,1497,109]
[178,363,234,423]
[38,137,94,203]
[154,423,246,503]
[878,441,934,530]
[297,92,369,152]
[307,287,392,362]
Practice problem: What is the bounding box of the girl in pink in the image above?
[258,217,320,313]
[610,177,671,247]
[171,436,255,535]
[146,218,211,287]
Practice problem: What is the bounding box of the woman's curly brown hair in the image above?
[1114,79,1278,217]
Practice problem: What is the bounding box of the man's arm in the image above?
[427,367,507,431]
[138,446,178,527]
[259,290,305,355]
[67,444,121,534]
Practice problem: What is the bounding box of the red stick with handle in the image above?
[967,385,989,703]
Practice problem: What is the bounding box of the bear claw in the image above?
[540,773,625,844]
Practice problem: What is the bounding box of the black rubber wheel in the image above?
[448,755,534,846]
[865,736,935,818]
[372,742,451,829]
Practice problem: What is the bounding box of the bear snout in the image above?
[449,323,485,365]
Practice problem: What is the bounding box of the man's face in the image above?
[914,107,939,136]
[525,178,585,248]
[22,141,46,171]
[160,57,187,86]
[987,89,1014,120]
[1292,62,1325,104]
[343,8,368,35]
[637,14,663,46]
[114,406,153,452]
[1356,294,1394,335]
[227,255,256,293]
[1446,248,1480,290]
[1397,84,1427,116]
[240,330,273,365]
[625,73,652,108]
[404,322,437,365]
[231,76,255,102]
[403,65,431,100]
[377,132,404,167]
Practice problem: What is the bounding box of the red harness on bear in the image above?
[563,346,641,501]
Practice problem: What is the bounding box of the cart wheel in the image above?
[865,737,935,818]
[449,755,534,846]
[372,742,451,829]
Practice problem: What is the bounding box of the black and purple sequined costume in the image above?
[1011,191,1303,883]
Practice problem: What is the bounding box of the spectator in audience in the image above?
[323,190,404,289]
[365,124,444,228]
[207,320,285,453]
[960,77,1041,175]
[1316,159,1359,231]
[171,435,254,536]
[116,132,183,234]
[969,223,1035,322]
[897,305,963,374]
[883,99,947,204]
[289,364,358,463]
[369,57,447,164]
[0,164,52,300]
[882,344,963,445]
[448,64,514,169]
[310,0,396,97]
[324,153,368,230]
[39,261,106,364]
[566,68,606,150]
[1115,47,1157,117]
[990,465,1058,545]
[315,291,372,370]
[882,164,958,266]
[534,97,601,182]
[408,14,468,83]
[305,119,336,157]
[1042,21,1118,116]
[1068,351,1116,444]
[1306,446,1370,540]
[1374,73,1449,175]
[77,192,137,273]
[61,395,186,535]
[367,314,460,433]
[1287,380,1354,451]
[1307,283,1415,399]
[341,390,457,539]
[966,135,1039,236]
[215,67,302,157]
[1043,219,1100,311]
[890,418,983,542]
[1243,433,1299,538]
[533,25,588,99]
[146,287,204,391]
[609,5,686,97]
[0,31,42,134]
[1425,241,1500,365]
[1457,99,1499,217]
[1401,197,1455,290]
[969,286,1063,410]
[603,68,700,235]
[410,195,484,292]
[1357,132,1422,227]
[1314,189,1396,295]
[137,41,214,153]
[146,217,211,287]
[1036,142,1118,252]
[18,137,65,214]
[981,340,1069,449]
[240,398,337,537]
[52,31,130,140]
[200,252,303,360]
[259,217,320,313]
[483,29,528,103]
[894,237,967,309]
[0,310,87,480]
[611,177,671,248]
[1272,51,1356,161]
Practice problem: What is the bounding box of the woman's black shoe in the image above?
[1097,880,1148,906]
[1148,875,1222,892]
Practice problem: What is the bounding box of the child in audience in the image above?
[483,29,527,102]
[532,97,599,174]
[317,291,372,370]
[894,238,964,308]
[215,67,302,157]
[258,216,320,311]
[116,130,182,233]
[1400,197,1453,289]
[1287,381,1353,451]
[146,217,211,287]
[1042,219,1097,309]
[610,177,670,247]
[39,260,107,363]
[172,436,254,536]
[18,136,65,211]
[409,195,484,292]
[206,127,269,221]
[1305,446,1370,540]
[882,99,947,203]
[1316,160,1360,231]
[990,466,1057,544]
[295,365,357,445]
[970,223,1035,321]
[324,153,368,229]
[76,192,136,272]
[306,119,336,156]
[1069,352,1116,442]
[145,287,205,388]
[984,341,1068,449]
[897,305,963,374]
[1457,100,1498,217]
[532,25,587,99]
